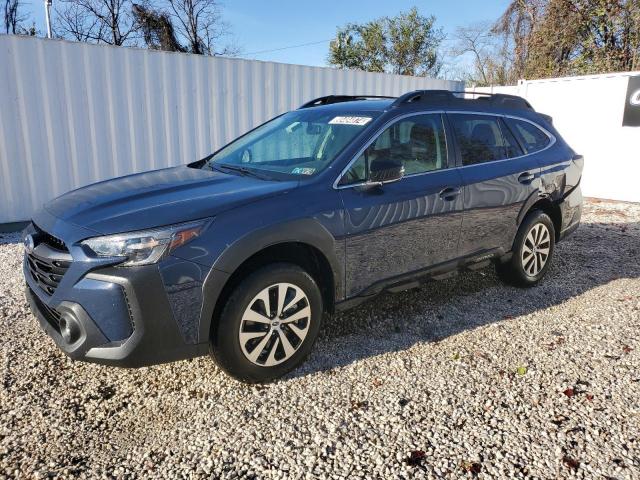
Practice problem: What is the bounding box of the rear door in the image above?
[448,113,541,257]
[338,113,463,298]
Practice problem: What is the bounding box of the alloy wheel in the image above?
[238,283,311,367]
[521,223,551,276]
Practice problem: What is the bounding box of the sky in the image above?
[26,0,511,70]
[225,0,510,67]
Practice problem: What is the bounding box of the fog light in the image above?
[59,313,81,344]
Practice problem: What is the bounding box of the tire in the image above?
[496,210,556,288]
[210,263,323,383]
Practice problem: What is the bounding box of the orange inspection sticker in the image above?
[328,116,372,126]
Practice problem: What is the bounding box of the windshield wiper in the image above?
[212,163,271,180]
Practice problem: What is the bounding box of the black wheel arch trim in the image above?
[517,191,550,227]
[197,218,344,343]
[518,185,565,220]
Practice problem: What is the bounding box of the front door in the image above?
[338,113,464,298]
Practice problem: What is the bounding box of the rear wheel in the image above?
[210,263,323,383]
[496,210,555,287]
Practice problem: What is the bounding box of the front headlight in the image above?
[81,220,209,266]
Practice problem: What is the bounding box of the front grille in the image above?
[26,224,72,296]
[34,224,69,253]
[27,253,71,295]
[29,287,62,333]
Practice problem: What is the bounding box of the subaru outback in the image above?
[23,90,583,382]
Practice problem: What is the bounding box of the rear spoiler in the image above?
[538,113,553,124]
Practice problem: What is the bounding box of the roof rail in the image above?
[390,90,453,106]
[391,90,533,110]
[299,95,396,109]
[459,91,533,109]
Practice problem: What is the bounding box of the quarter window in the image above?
[340,114,448,185]
[506,118,551,153]
[342,154,367,184]
[449,114,522,166]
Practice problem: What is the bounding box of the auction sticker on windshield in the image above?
[328,116,372,126]
[291,167,316,175]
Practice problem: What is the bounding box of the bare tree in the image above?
[54,0,139,45]
[451,23,494,85]
[4,0,28,34]
[451,22,515,86]
[55,1,103,41]
[166,0,237,55]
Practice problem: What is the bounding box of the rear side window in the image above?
[506,118,551,154]
[448,114,522,166]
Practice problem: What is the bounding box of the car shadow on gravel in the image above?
[291,220,640,379]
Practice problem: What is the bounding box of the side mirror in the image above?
[369,157,404,184]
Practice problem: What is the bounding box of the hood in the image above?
[44,166,298,235]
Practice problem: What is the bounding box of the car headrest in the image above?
[470,123,495,145]
[410,124,435,145]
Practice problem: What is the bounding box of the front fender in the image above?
[196,217,344,343]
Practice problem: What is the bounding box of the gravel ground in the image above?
[1,199,639,480]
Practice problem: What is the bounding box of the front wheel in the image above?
[210,263,323,383]
[496,210,556,287]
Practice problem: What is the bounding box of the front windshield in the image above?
[206,109,380,178]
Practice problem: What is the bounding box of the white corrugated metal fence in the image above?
[0,35,463,223]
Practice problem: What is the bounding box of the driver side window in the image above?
[340,113,448,185]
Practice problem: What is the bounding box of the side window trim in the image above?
[333,110,556,189]
[443,111,556,169]
[334,111,450,189]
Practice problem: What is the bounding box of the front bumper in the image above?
[23,217,209,368]
[25,265,208,367]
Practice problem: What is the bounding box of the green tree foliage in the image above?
[328,7,444,77]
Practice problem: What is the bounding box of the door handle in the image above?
[439,187,461,201]
[518,172,535,184]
